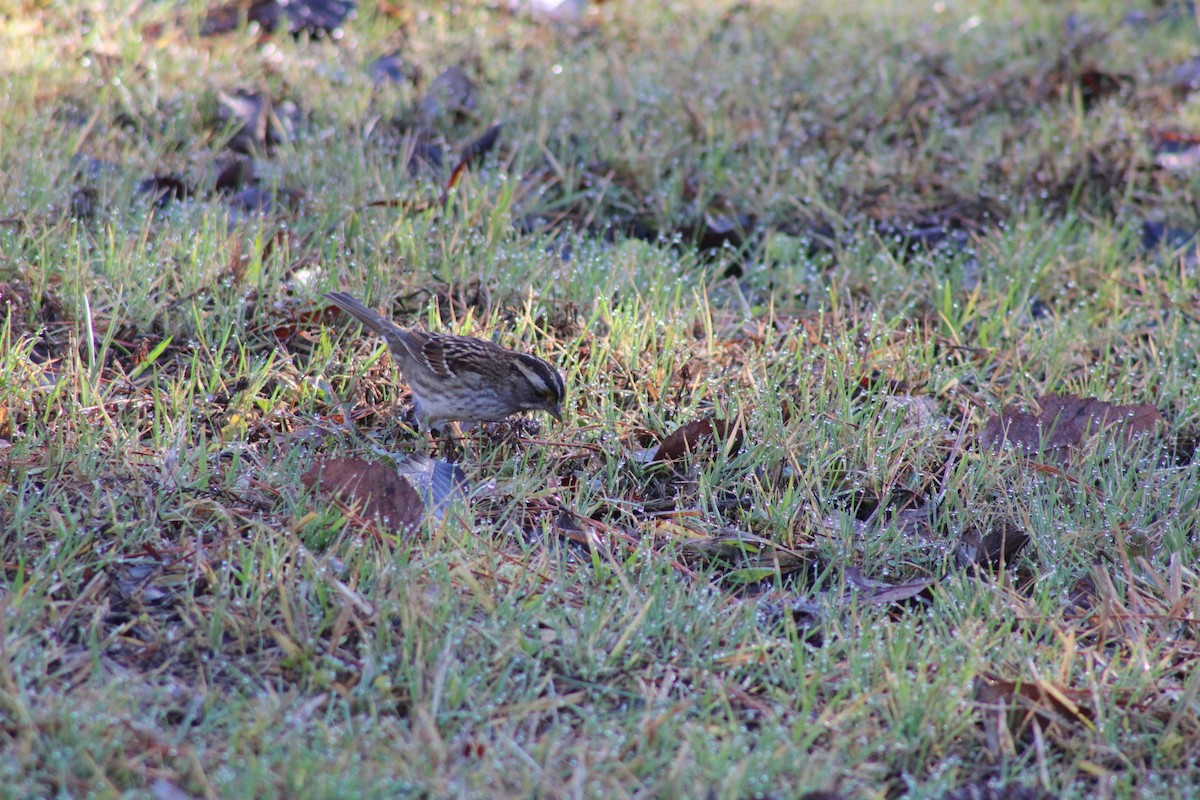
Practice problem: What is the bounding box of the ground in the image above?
[1,1,1199,798]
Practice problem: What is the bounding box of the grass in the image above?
[2,0,1200,797]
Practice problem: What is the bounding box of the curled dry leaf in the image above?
[686,211,753,253]
[980,393,1163,460]
[369,52,407,85]
[301,457,424,534]
[888,503,936,540]
[956,519,1029,571]
[419,66,477,126]
[844,567,938,606]
[202,0,356,37]
[647,417,744,464]
[547,507,638,551]
[457,122,502,167]
[974,672,1095,743]
[227,185,306,215]
[215,90,298,155]
[548,508,606,549]
[137,174,193,207]
[437,124,502,202]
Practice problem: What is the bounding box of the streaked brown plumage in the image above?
[325,291,565,427]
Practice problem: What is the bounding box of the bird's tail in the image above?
[325,292,398,337]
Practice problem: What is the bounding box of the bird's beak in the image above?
[548,404,563,422]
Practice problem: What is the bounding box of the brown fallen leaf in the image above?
[301,457,424,534]
[548,508,623,550]
[682,211,753,253]
[975,672,1095,744]
[1078,66,1130,107]
[215,89,296,155]
[419,66,477,126]
[213,154,256,194]
[980,393,1163,460]
[844,568,938,607]
[136,174,193,207]
[888,503,936,540]
[956,519,1029,571]
[457,122,502,167]
[202,0,355,37]
[1064,571,1099,621]
[266,303,341,345]
[368,52,407,85]
[648,417,744,464]
[227,185,306,215]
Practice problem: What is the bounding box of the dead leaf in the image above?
[1041,60,1130,110]
[547,508,636,551]
[213,155,256,194]
[1064,571,1099,620]
[956,519,1029,571]
[685,212,753,252]
[888,503,936,540]
[69,186,98,221]
[648,417,744,464]
[975,673,1095,742]
[1076,66,1130,108]
[419,66,477,126]
[369,52,407,85]
[1150,127,1200,154]
[845,568,937,606]
[980,393,1163,459]
[301,457,424,534]
[136,174,193,207]
[457,122,502,166]
[216,90,295,155]
[227,185,306,215]
[202,0,356,37]
[548,509,599,548]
